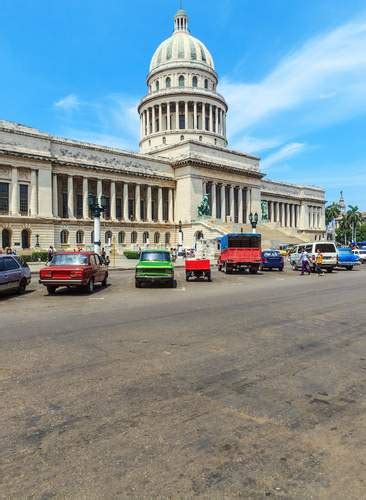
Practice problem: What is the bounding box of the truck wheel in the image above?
[346,266,353,271]
[249,266,258,274]
[185,272,190,282]
[135,280,141,288]
[225,264,232,274]
[218,264,222,272]
[326,268,333,273]
[207,271,212,282]
[17,279,27,294]
[47,286,56,295]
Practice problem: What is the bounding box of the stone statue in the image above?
[261,200,269,222]
[198,194,210,217]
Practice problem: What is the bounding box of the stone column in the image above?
[168,188,173,222]
[286,203,290,227]
[147,185,152,222]
[82,177,88,219]
[110,181,116,220]
[175,102,180,130]
[135,184,140,221]
[211,182,216,219]
[209,104,213,132]
[158,187,163,222]
[152,106,156,133]
[279,203,284,226]
[221,184,226,222]
[193,101,197,129]
[67,175,74,218]
[158,104,162,132]
[123,183,129,220]
[10,167,18,215]
[202,180,207,197]
[215,107,219,134]
[184,101,188,129]
[30,169,37,216]
[201,103,205,130]
[247,188,252,222]
[230,185,234,221]
[299,203,306,229]
[167,103,171,131]
[238,187,243,224]
[52,174,58,217]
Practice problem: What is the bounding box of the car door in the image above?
[95,255,105,283]
[90,254,100,283]
[0,259,7,292]
[3,256,22,290]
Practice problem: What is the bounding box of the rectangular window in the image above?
[19,184,29,215]
[104,196,110,219]
[76,194,83,218]
[62,192,68,218]
[0,182,9,215]
[179,115,185,129]
[116,198,122,219]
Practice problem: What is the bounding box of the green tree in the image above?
[325,202,341,225]
[346,205,363,242]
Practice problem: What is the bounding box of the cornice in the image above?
[172,157,263,179]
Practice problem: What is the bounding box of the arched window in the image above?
[165,232,171,245]
[76,230,84,245]
[204,79,209,89]
[165,77,171,88]
[155,81,159,91]
[2,228,11,249]
[178,75,185,88]
[143,231,149,244]
[192,76,198,88]
[131,231,138,244]
[162,136,166,144]
[154,232,160,244]
[105,231,112,244]
[118,231,125,244]
[60,230,69,245]
[180,135,185,141]
[199,135,203,141]
[21,229,30,249]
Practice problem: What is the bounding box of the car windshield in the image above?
[140,251,171,262]
[51,254,89,265]
[263,251,280,257]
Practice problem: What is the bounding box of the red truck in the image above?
[217,233,262,274]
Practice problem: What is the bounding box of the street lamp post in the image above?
[35,234,40,248]
[177,220,183,256]
[249,212,259,234]
[88,193,106,254]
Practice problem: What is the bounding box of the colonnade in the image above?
[52,174,174,223]
[263,200,300,228]
[202,180,253,224]
[0,167,38,216]
[140,101,226,137]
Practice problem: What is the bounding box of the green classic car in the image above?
[135,250,175,288]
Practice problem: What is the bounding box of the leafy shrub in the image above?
[22,251,48,262]
[123,250,140,259]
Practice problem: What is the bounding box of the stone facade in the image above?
[0,9,326,253]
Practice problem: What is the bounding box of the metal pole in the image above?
[94,214,101,254]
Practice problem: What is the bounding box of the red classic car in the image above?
[39,252,108,295]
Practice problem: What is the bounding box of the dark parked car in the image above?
[0,254,31,294]
[260,249,284,271]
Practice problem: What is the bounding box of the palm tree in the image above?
[325,202,341,225]
[346,205,362,242]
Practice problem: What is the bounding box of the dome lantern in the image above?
[174,9,189,32]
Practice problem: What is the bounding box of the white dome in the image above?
[149,30,215,73]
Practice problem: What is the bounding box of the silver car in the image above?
[0,254,31,294]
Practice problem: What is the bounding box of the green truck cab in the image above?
[135,249,175,288]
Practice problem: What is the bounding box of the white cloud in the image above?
[261,142,306,169]
[231,135,281,154]
[221,15,366,138]
[54,93,80,111]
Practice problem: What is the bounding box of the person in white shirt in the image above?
[299,248,311,275]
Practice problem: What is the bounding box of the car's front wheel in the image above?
[102,273,108,287]
[135,280,141,288]
[86,278,95,293]
[47,286,56,295]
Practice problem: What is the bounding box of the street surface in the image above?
[1,265,366,498]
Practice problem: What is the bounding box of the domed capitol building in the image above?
[0,9,326,252]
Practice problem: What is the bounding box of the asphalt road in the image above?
[1,265,366,498]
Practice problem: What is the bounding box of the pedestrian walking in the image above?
[47,245,54,262]
[299,247,311,275]
[314,249,324,276]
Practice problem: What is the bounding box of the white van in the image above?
[289,242,338,272]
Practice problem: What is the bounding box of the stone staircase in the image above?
[191,219,309,249]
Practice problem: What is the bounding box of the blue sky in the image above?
[1,0,366,208]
